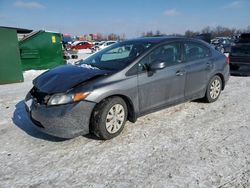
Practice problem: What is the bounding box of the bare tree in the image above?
[142,31,154,37]
[185,30,199,37]
[184,25,250,39]
[201,26,211,34]
[246,26,250,32]
[155,30,161,36]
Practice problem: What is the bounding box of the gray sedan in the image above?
[25,37,230,140]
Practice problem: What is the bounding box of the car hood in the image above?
[33,64,112,94]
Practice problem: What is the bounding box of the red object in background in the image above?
[91,33,98,40]
[71,41,93,49]
[226,56,230,64]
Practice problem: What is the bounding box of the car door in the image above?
[81,42,88,49]
[76,42,83,49]
[183,41,213,99]
[137,42,186,114]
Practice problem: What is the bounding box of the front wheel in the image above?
[91,97,128,140]
[204,75,222,103]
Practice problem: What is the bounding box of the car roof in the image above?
[124,36,207,45]
[105,40,116,43]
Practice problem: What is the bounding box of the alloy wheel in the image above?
[209,79,221,99]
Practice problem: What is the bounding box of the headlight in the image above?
[48,92,90,106]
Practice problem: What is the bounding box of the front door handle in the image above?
[176,70,185,76]
[206,61,213,69]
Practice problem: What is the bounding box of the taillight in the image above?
[226,56,230,64]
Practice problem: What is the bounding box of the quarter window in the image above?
[184,42,210,61]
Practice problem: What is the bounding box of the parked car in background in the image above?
[93,41,102,46]
[91,41,105,52]
[211,37,234,53]
[71,41,93,50]
[230,33,250,70]
[195,33,211,43]
[25,37,230,140]
[98,40,117,50]
[70,40,81,46]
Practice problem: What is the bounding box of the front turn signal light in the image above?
[73,92,90,102]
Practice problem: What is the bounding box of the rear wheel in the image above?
[91,97,128,140]
[204,75,222,103]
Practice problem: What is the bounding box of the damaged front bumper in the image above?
[25,97,96,139]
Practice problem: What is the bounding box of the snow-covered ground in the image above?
[0,69,250,187]
[66,49,92,65]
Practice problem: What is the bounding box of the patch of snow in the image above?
[78,64,99,70]
[23,70,47,81]
[0,120,8,125]
[77,49,92,54]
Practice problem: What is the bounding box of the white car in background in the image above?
[98,41,117,50]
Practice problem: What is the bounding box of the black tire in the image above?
[91,97,128,140]
[204,75,222,103]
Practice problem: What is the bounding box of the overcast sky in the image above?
[0,0,250,38]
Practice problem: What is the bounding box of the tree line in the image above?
[86,25,250,41]
[142,25,250,39]
[95,33,126,41]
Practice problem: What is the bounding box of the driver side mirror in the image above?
[150,60,167,71]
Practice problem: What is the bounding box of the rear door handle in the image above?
[176,70,185,76]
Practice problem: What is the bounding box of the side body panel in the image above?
[137,64,186,114]
[184,57,212,99]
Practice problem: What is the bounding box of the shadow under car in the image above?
[12,100,68,142]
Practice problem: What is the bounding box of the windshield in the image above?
[77,41,154,71]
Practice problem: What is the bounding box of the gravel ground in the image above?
[0,70,250,188]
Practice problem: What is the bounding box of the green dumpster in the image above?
[19,30,65,70]
[0,27,24,84]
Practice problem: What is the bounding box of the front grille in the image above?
[30,87,50,105]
